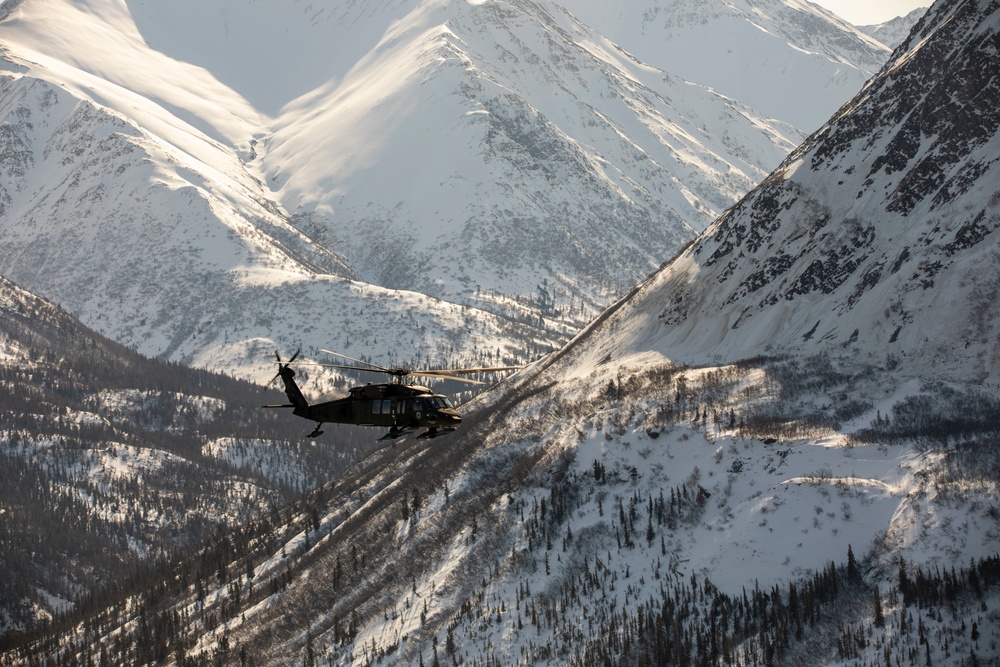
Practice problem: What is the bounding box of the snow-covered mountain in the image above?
[4,0,997,664]
[860,7,929,49]
[0,0,891,381]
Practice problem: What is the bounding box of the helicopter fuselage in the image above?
[265,360,462,439]
[296,383,462,432]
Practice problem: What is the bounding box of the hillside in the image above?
[2,0,997,664]
[0,275,376,634]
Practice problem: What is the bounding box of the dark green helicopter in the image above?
[263,349,522,440]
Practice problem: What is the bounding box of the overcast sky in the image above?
[812,0,929,25]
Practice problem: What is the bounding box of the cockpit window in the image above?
[430,396,453,408]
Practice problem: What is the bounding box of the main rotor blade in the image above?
[416,365,524,376]
[406,365,523,385]
[283,361,392,375]
[296,352,522,384]
[408,371,486,385]
[319,349,391,373]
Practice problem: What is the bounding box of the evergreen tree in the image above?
[847,545,860,583]
[873,590,885,628]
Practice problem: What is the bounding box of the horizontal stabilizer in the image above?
[262,404,296,408]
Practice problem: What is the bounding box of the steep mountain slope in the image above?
[0,0,887,381]
[0,275,373,632]
[4,0,997,664]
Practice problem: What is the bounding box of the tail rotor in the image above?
[269,349,301,386]
[264,349,310,411]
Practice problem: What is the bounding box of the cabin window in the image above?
[372,400,382,414]
[384,400,393,415]
[429,396,452,408]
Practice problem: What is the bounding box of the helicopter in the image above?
[263,349,522,440]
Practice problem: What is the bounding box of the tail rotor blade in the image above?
[268,350,284,385]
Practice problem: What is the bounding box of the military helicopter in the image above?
[263,349,522,440]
